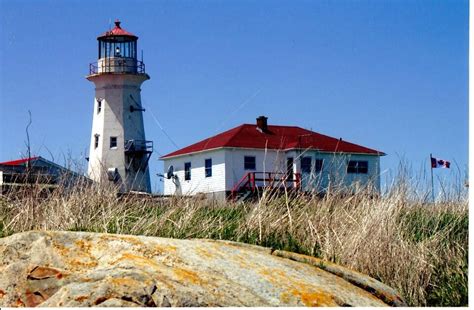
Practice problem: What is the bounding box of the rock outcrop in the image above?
[0,231,405,307]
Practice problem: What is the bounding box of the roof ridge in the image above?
[241,123,301,128]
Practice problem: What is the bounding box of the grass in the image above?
[0,175,468,306]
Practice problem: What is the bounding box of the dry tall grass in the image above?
[0,174,468,306]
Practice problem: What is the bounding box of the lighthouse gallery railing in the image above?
[89,59,146,75]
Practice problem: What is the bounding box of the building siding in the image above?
[163,148,381,198]
[223,148,287,191]
[163,149,226,196]
[290,151,381,193]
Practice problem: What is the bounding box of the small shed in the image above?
[0,156,89,194]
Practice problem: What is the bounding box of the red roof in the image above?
[0,156,39,166]
[98,20,137,39]
[160,124,385,159]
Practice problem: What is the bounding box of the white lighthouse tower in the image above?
[87,20,152,192]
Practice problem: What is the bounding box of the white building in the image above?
[87,20,152,193]
[160,116,385,200]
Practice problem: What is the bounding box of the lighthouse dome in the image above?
[98,20,138,40]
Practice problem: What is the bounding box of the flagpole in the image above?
[430,153,435,203]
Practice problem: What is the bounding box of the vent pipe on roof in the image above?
[256,116,268,132]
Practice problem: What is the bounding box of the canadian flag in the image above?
[431,157,450,169]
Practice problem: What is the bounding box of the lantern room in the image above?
[89,20,145,75]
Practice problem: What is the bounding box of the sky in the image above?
[0,0,468,193]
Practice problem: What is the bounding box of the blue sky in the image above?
[0,0,468,193]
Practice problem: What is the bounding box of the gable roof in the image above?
[0,156,81,175]
[0,156,40,166]
[160,124,385,159]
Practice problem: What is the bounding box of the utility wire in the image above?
[147,106,180,149]
[215,88,262,133]
[144,88,260,152]
[202,88,262,150]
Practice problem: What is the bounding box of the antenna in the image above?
[141,50,144,62]
[157,165,176,180]
[166,165,174,179]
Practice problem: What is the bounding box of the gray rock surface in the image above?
[0,231,405,307]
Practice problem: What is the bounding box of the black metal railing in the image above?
[124,140,153,153]
[89,59,146,75]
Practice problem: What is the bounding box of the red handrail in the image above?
[230,172,301,201]
[230,172,254,200]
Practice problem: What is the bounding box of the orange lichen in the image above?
[74,295,88,302]
[173,267,203,285]
[280,291,292,304]
[137,244,178,260]
[291,289,338,307]
[258,267,292,287]
[52,241,70,257]
[63,239,99,270]
[272,250,397,305]
[74,239,92,254]
[196,247,216,259]
[259,267,340,306]
[159,243,177,251]
[234,253,253,269]
[117,235,145,246]
[113,252,161,269]
[68,258,98,269]
[110,277,141,287]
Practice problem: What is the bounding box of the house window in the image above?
[315,159,323,172]
[244,156,256,170]
[205,158,212,177]
[184,162,191,180]
[110,136,117,149]
[301,157,312,173]
[97,99,102,114]
[94,134,99,149]
[287,157,294,180]
[347,160,368,174]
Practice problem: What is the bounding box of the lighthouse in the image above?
[87,20,152,193]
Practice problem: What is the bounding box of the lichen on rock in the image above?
[0,231,405,307]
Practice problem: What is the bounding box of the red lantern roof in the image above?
[98,20,137,39]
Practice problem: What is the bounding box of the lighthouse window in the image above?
[94,135,99,149]
[110,137,117,149]
[97,100,102,114]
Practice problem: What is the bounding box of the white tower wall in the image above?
[87,73,151,192]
